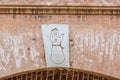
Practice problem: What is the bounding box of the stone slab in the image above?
[42,24,70,67]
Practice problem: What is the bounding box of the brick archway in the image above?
[0,67,119,80]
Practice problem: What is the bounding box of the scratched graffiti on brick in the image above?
[0,26,44,77]
[71,29,120,75]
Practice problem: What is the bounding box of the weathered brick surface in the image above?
[0,0,120,6]
[0,15,120,79]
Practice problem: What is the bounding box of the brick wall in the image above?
[0,15,120,78]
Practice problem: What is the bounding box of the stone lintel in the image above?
[0,5,119,15]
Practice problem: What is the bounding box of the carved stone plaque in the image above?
[42,24,70,67]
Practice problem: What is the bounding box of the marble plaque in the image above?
[42,24,70,67]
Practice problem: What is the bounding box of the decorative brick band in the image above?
[0,67,119,80]
[0,5,120,15]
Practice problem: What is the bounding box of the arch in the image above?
[0,67,119,80]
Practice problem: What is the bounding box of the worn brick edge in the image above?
[0,5,120,15]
